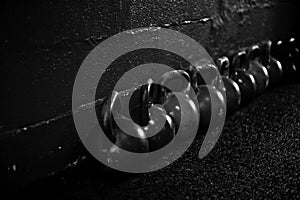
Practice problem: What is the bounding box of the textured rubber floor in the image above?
[16,81,300,199]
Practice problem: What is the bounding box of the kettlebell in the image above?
[230,51,257,106]
[216,57,241,115]
[246,45,269,95]
[260,40,283,87]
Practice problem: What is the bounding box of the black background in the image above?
[0,0,299,199]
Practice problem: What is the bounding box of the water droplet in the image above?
[149,120,155,125]
[107,157,114,163]
[218,108,224,116]
[110,145,119,153]
[12,164,16,171]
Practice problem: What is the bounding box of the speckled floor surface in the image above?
[16,81,300,200]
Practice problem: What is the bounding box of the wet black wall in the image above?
[0,0,298,185]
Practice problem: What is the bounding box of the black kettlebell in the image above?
[216,57,241,115]
[260,40,283,87]
[245,45,269,95]
[230,51,257,106]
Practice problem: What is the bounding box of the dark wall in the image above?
[0,0,298,185]
[1,0,297,130]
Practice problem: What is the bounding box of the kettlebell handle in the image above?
[216,56,230,77]
[231,50,247,72]
[247,45,261,60]
[260,40,272,66]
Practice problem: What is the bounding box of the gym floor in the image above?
[16,80,300,199]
